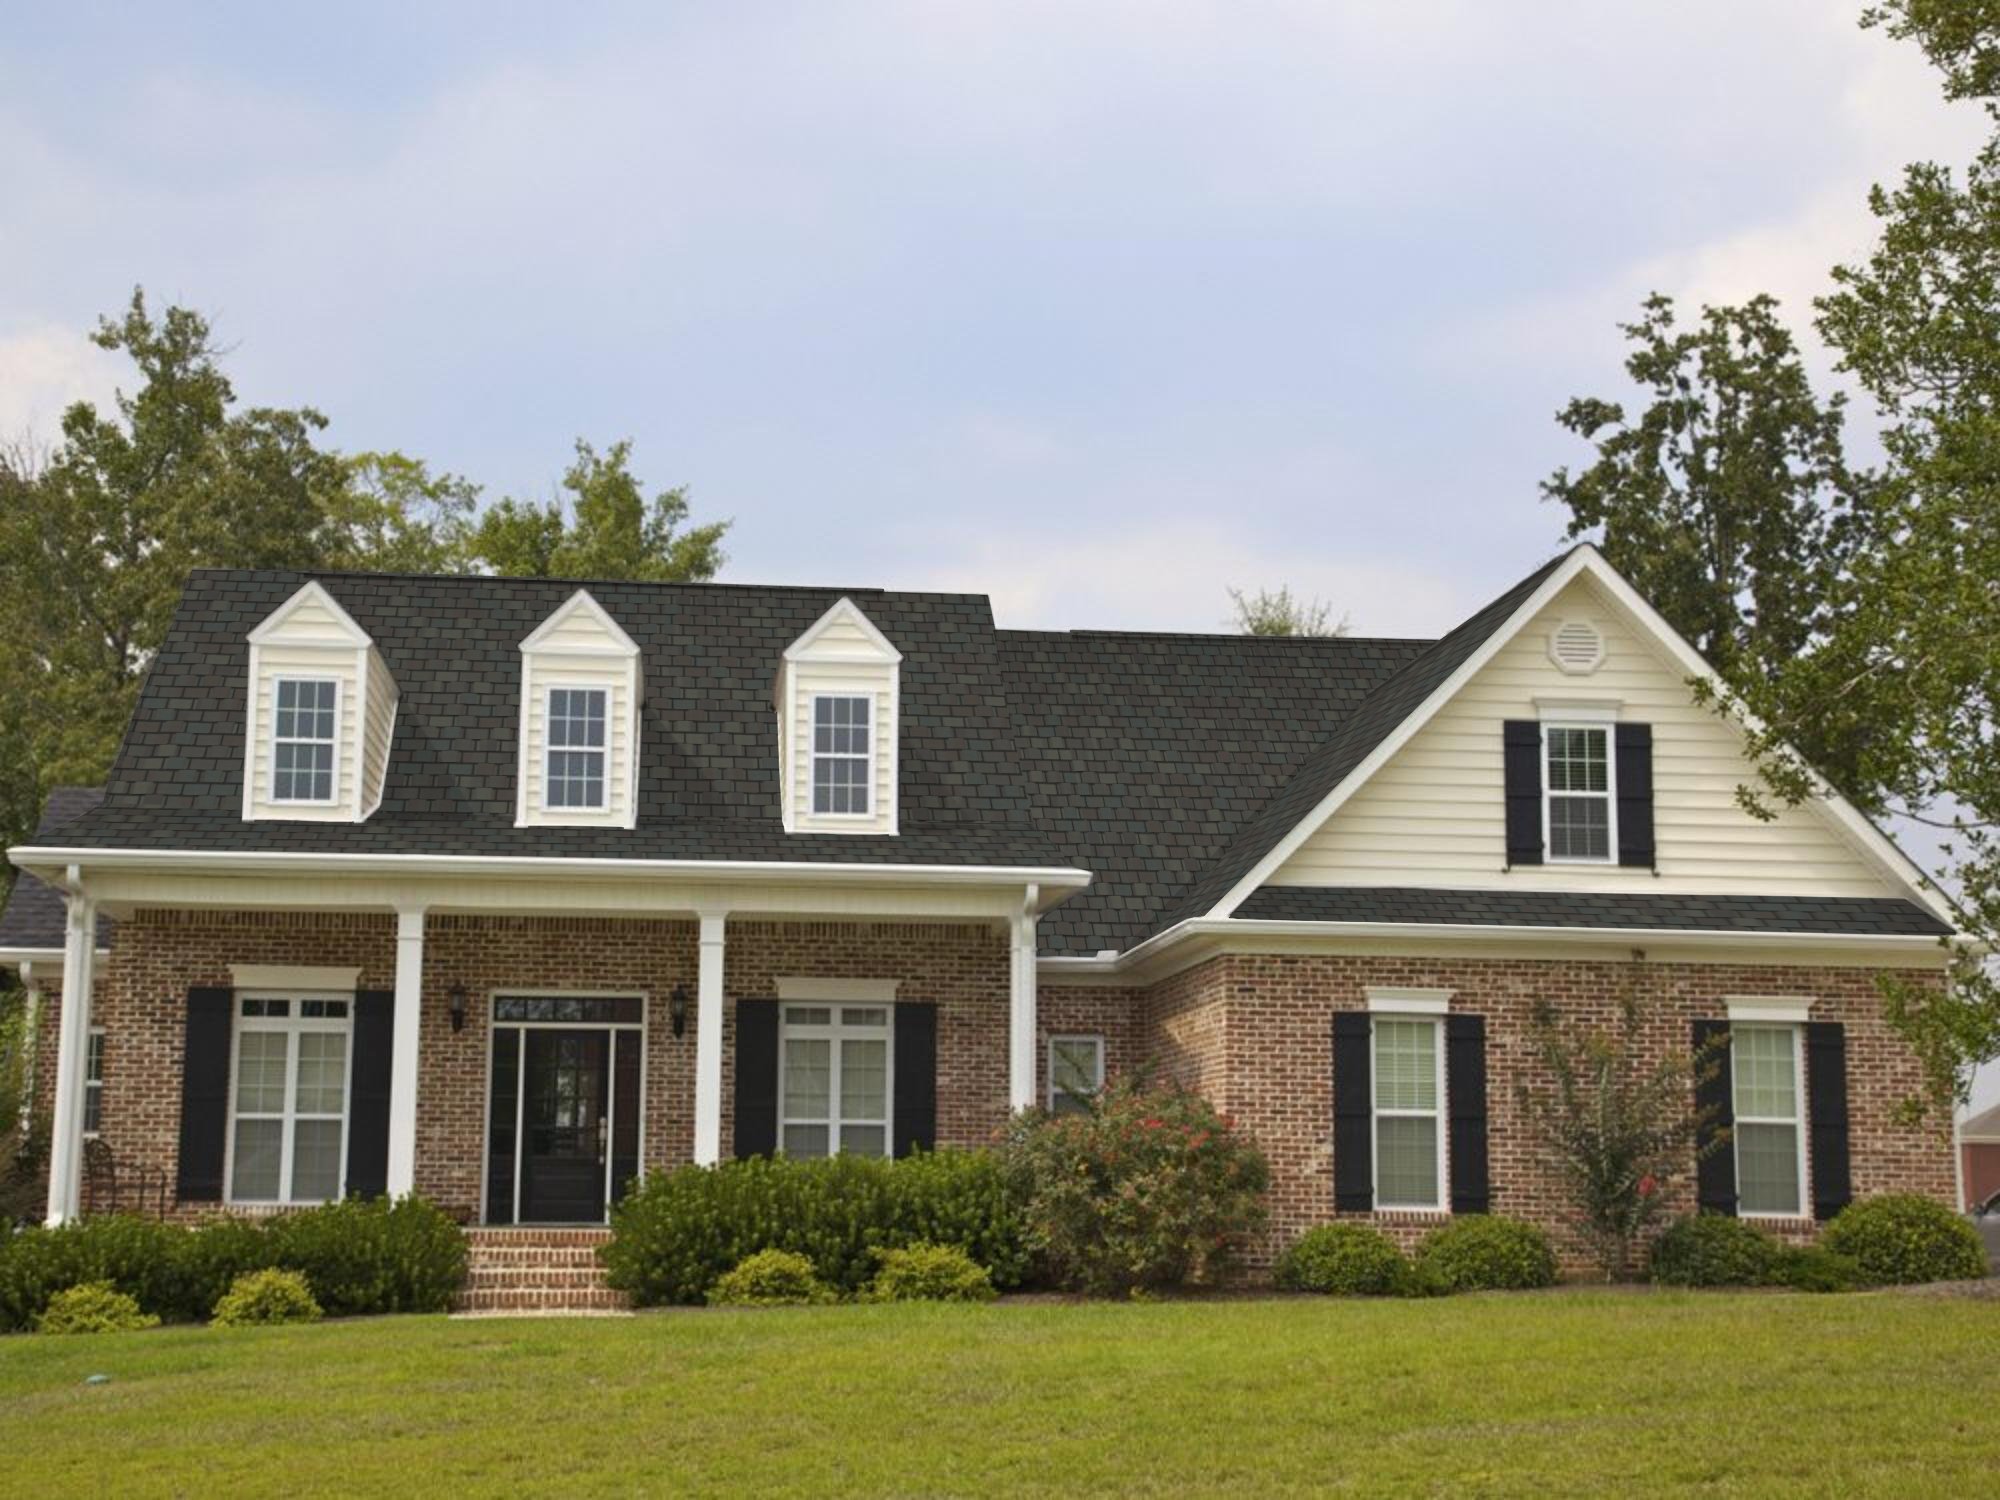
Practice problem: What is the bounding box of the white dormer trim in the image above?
[516,589,643,831]
[243,582,394,825]
[780,598,901,836]
[247,580,373,649]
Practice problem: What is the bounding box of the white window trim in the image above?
[222,991,355,1208]
[777,1002,894,1159]
[1727,997,1815,1025]
[1731,1021,1810,1221]
[774,977,899,1003]
[83,1027,104,1139]
[808,692,876,820]
[1047,1035,1106,1112]
[1371,1013,1449,1214]
[544,683,611,814]
[269,676,341,807]
[1366,987,1453,1015]
[1540,718,1617,866]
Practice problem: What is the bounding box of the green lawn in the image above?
[2,1291,1995,1497]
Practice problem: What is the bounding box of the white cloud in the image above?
[0,322,122,447]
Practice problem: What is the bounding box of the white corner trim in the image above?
[774,976,900,1002]
[1726,997,1815,1024]
[230,963,363,992]
[1366,986,1453,1014]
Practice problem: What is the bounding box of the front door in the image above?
[519,1029,610,1224]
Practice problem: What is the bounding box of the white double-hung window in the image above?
[1048,1036,1105,1115]
[1732,1024,1806,1216]
[779,1004,891,1158]
[271,678,338,803]
[227,995,352,1205]
[1544,722,1615,862]
[811,695,872,815]
[545,687,608,810]
[1373,1017,1445,1210]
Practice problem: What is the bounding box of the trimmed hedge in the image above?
[1771,1244,1867,1294]
[36,1281,158,1335]
[602,1151,1023,1306]
[866,1243,996,1303]
[1649,1214,1780,1287]
[708,1250,834,1307]
[212,1268,323,1326]
[1821,1194,1987,1286]
[1414,1216,1558,1292]
[1274,1224,1408,1296]
[0,1197,465,1331]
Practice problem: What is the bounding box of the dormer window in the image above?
[779,597,901,835]
[811,694,872,815]
[271,679,339,803]
[515,590,642,830]
[546,687,609,810]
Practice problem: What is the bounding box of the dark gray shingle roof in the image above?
[1233,886,1951,937]
[0,788,112,951]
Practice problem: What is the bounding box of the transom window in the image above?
[779,1003,891,1158]
[1048,1036,1105,1115]
[1544,723,1614,862]
[546,687,608,810]
[83,1028,104,1137]
[227,995,352,1205]
[1732,1024,1805,1216]
[271,678,338,803]
[1373,1017,1444,1210]
[811,695,872,816]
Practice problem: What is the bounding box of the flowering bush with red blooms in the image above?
[997,1078,1268,1295]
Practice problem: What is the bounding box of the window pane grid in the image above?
[811,695,872,815]
[1049,1036,1104,1115]
[779,1004,891,1158]
[1732,1024,1804,1215]
[545,688,608,809]
[271,678,337,802]
[229,997,350,1206]
[83,1030,104,1136]
[1373,1018,1442,1208]
[1545,724,1611,860]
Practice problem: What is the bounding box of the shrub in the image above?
[997,1079,1269,1296]
[1648,1214,1780,1287]
[1274,1224,1408,1296]
[0,1215,197,1330]
[1414,1216,1558,1293]
[35,1281,158,1335]
[603,1150,1022,1306]
[708,1250,834,1306]
[1821,1194,1987,1286]
[262,1196,467,1316]
[212,1268,323,1326]
[866,1242,996,1303]
[1771,1244,1867,1294]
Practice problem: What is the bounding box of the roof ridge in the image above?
[1000,628,1436,646]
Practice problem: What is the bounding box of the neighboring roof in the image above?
[1233,886,1953,938]
[1962,1102,2000,1142]
[1153,550,1574,933]
[0,788,112,952]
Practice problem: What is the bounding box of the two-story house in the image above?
[0,544,1960,1274]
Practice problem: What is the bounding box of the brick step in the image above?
[466,1266,615,1290]
[463,1229,613,1249]
[465,1247,610,1269]
[452,1287,632,1315]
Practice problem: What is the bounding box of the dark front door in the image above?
[519,1029,610,1223]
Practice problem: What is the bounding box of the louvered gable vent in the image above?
[1547,618,1605,675]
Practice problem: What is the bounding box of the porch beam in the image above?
[44,885,97,1225]
[1008,888,1039,1113]
[386,906,425,1197]
[693,912,726,1165]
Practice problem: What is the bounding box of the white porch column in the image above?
[693,912,727,1165]
[44,887,98,1225]
[1008,890,1040,1113]
[386,906,426,1198]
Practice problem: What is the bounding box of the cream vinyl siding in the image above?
[359,652,399,817]
[1271,576,1899,898]
[244,582,396,824]
[515,590,642,829]
[779,597,900,835]
[249,649,360,818]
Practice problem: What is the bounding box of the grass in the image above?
[2,1291,1996,1497]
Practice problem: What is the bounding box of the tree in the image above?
[470,439,728,582]
[1540,294,1873,704]
[319,452,478,575]
[1226,585,1346,637]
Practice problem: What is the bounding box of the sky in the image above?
[3,4,1994,1106]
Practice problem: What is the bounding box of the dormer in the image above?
[242,581,398,822]
[779,597,901,835]
[515,589,642,829]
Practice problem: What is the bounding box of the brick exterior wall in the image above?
[1130,951,1954,1270]
[22,908,1955,1276]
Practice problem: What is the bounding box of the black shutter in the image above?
[1693,1019,1737,1215]
[175,987,233,1202]
[1805,1022,1852,1221]
[345,989,394,1199]
[733,999,779,1159]
[1615,722,1656,868]
[892,1002,938,1158]
[1503,720,1544,866]
[1446,1014,1490,1214]
[1332,1012,1373,1212]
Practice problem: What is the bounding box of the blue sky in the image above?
[2,1,1981,636]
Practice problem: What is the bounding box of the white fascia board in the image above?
[518,588,641,656]
[783,597,903,663]
[0,946,110,975]
[246,580,373,647]
[10,843,1091,894]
